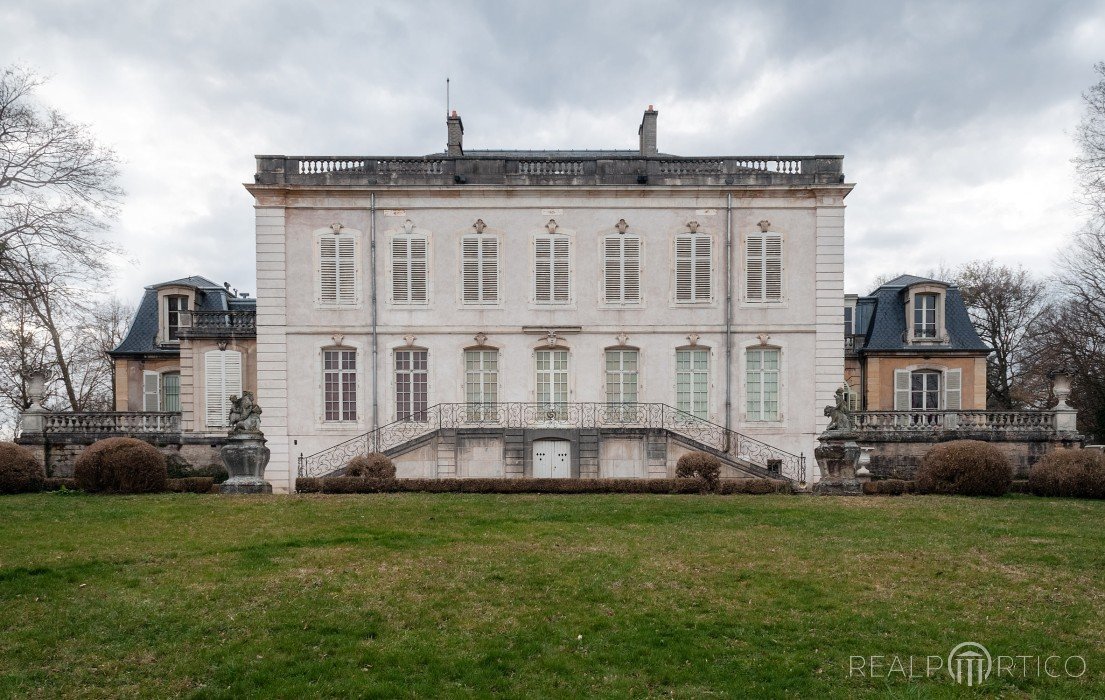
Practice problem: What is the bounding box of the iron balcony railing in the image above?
[298,402,806,483]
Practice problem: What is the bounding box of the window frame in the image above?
[601,234,642,306]
[322,347,358,423]
[745,347,782,422]
[744,230,784,303]
[672,232,714,305]
[315,228,361,308]
[464,348,499,420]
[534,348,571,415]
[532,233,573,306]
[674,347,710,419]
[903,283,948,343]
[394,347,429,421]
[459,232,501,306]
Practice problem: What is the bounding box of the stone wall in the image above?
[859,432,1083,480]
[17,433,226,478]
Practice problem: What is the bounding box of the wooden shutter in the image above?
[410,236,427,303]
[205,350,242,428]
[337,235,356,303]
[463,236,498,303]
[535,237,552,302]
[675,236,693,302]
[746,234,764,301]
[481,237,498,302]
[944,368,962,410]
[894,369,910,410]
[693,236,711,301]
[604,237,622,303]
[319,237,337,303]
[552,237,570,302]
[143,371,160,412]
[392,237,409,302]
[765,234,782,300]
[623,236,640,302]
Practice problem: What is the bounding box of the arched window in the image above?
[464,348,498,420]
[746,347,780,421]
[323,347,357,422]
[395,348,429,420]
[675,348,709,418]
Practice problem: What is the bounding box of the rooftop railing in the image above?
[178,310,256,338]
[255,154,846,188]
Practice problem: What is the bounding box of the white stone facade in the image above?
[247,116,851,493]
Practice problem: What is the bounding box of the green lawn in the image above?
[0,493,1102,698]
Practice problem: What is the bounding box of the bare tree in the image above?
[954,261,1048,409]
[0,66,122,286]
[1074,61,1105,222]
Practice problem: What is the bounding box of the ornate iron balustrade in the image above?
[41,412,181,434]
[853,410,1057,433]
[298,402,806,482]
[179,310,256,337]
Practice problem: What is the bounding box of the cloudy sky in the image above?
[3,0,1104,302]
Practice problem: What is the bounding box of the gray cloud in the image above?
[2,0,1102,301]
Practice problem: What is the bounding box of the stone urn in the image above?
[219,391,273,494]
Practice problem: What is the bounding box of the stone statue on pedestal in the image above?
[813,386,866,495]
[219,391,272,494]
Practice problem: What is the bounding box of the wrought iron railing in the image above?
[298,402,806,482]
[853,410,1057,433]
[41,412,181,434]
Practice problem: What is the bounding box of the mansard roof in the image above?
[852,276,989,354]
[110,276,255,357]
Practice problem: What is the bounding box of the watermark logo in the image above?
[947,642,991,686]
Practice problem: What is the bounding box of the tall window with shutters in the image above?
[392,235,429,305]
[204,350,242,428]
[395,349,428,420]
[461,235,499,304]
[603,235,641,304]
[534,235,571,304]
[893,368,961,412]
[746,348,781,421]
[318,232,357,305]
[746,230,783,302]
[323,348,357,422]
[675,349,709,418]
[674,233,712,303]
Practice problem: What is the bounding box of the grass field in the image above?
[0,492,1103,698]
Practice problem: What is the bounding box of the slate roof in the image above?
[852,275,989,353]
[110,277,254,357]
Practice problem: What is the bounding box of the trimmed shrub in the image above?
[294,476,795,495]
[168,477,216,494]
[42,477,79,491]
[1028,449,1105,499]
[345,453,397,479]
[0,442,45,494]
[166,453,229,484]
[862,479,915,496]
[916,440,1012,497]
[74,437,168,494]
[676,451,722,489]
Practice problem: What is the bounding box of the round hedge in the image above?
[676,451,722,488]
[1028,449,1105,499]
[345,453,397,479]
[916,440,1012,497]
[0,442,45,494]
[74,437,168,494]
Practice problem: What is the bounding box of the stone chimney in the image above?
[638,105,658,156]
[447,110,464,156]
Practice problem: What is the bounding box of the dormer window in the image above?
[904,283,947,343]
[166,295,188,341]
[914,293,937,339]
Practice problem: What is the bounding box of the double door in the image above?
[533,439,570,478]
